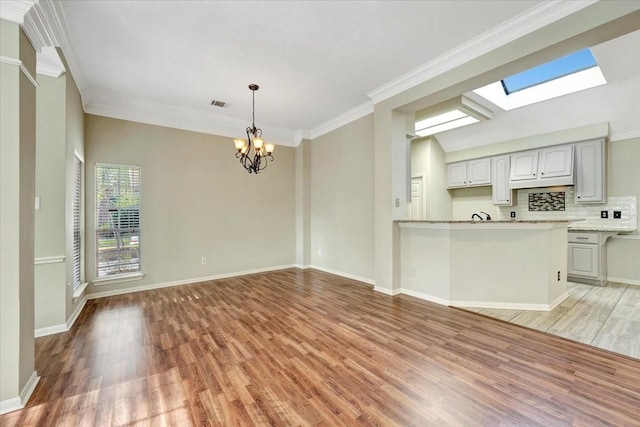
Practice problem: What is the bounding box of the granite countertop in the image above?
[396,219,585,224]
[568,227,632,232]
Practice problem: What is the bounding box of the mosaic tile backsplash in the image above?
[528,192,565,211]
[497,186,637,231]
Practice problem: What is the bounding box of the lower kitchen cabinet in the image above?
[568,242,599,278]
[567,231,618,286]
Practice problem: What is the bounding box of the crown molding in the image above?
[0,0,35,24]
[85,90,300,147]
[366,0,598,104]
[307,101,374,140]
[610,130,640,142]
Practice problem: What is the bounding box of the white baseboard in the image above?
[87,264,298,300]
[400,288,450,305]
[373,286,401,296]
[67,295,87,330]
[34,323,67,338]
[0,371,40,415]
[294,264,311,269]
[307,265,375,286]
[607,276,640,286]
[34,294,88,338]
[397,288,563,311]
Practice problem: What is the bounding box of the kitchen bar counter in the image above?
[398,219,572,310]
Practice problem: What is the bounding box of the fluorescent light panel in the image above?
[415,116,479,137]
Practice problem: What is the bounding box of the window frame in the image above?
[94,163,142,281]
[72,151,84,291]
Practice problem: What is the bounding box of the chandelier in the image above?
[233,84,275,173]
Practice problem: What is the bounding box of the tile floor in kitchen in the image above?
[461,281,640,359]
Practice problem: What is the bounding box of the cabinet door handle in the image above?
[541,172,544,175]
[533,173,536,176]
[576,237,588,240]
[577,196,581,199]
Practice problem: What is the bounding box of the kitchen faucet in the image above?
[480,211,492,220]
[471,213,483,221]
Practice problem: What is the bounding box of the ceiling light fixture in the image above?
[415,96,492,137]
[233,84,275,174]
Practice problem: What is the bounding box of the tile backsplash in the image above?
[496,186,637,231]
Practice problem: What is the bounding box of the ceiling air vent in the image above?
[211,100,227,108]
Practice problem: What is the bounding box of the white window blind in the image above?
[72,154,83,289]
[96,164,141,278]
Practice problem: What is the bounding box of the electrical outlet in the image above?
[410,266,416,278]
[318,249,322,256]
[614,211,622,219]
[395,198,400,208]
[600,210,608,218]
[557,271,561,281]
[510,211,516,219]
[201,257,207,265]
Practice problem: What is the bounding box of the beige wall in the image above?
[607,137,640,283]
[34,74,67,329]
[84,115,296,295]
[310,114,374,281]
[411,137,452,220]
[0,20,37,404]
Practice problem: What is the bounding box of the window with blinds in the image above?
[72,154,83,289]
[95,164,141,278]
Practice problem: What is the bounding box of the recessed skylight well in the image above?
[415,96,492,137]
[474,48,606,111]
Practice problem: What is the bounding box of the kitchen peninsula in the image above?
[397,220,581,310]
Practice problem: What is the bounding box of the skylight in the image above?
[501,49,598,94]
[474,48,607,111]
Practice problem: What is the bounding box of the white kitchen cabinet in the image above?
[510,150,539,181]
[538,145,573,179]
[447,158,491,188]
[575,139,606,203]
[467,158,492,186]
[447,162,468,188]
[491,155,514,205]
[509,144,574,189]
[568,242,599,278]
[567,231,618,286]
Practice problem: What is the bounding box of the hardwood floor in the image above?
[2,268,640,426]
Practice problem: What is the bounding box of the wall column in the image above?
[295,139,311,267]
[0,18,39,413]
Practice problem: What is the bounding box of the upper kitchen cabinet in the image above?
[575,139,606,203]
[509,144,574,189]
[492,155,514,206]
[447,158,491,188]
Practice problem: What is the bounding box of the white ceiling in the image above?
[36,1,640,149]
[51,0,547,145]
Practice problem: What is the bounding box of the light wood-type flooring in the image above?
[464,281,640,359]
[2,269,640,426]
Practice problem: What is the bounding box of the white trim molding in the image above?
[609,130,640,142]
[86,265,299,300]
[0,0,35,25]
[92,272,145,286]
[366,1,597,104]
[307,102,374,140]
[34,255,65,265]
[34,294,87,338]
[34,323,66,338]
[0,370,40,415]
[373,286,401,296]
[0,55,39,88]
[396,288,568,312]
[308,265,375,286]
[607,276,640,287]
